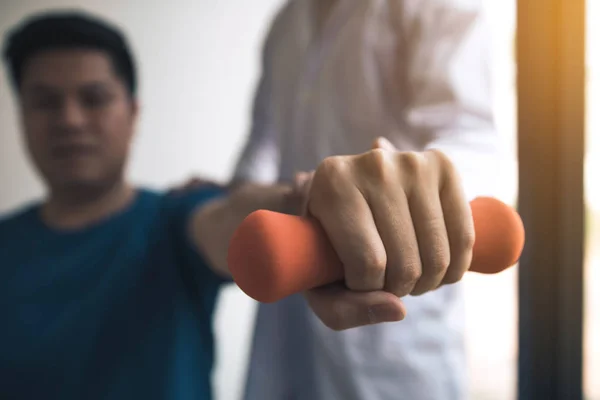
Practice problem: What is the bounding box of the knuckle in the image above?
[316,156,349,181]
[347,250,387,290]
[398,151,425,176]
[455,226,476,253]
[361,148,394,183]
[428,148,451,165]
[443,270,466,285]
[313,156,350,191]
[428,246,451,275]
[425,231,451,273]
[396,261,422,288]
[310,156,350,212]
[368,148,388,166]
[385,250,423,296]
[421,222,451,272]
[428,148,454,174]
[427,149,458,186]
[450,224,476,255]
[365,249,388,275]
[402,263,422,283]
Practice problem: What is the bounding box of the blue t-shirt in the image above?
[0,188,230,400]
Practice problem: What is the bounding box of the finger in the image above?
[304,284,406,331]
[309,160,387,292]
[356,149,422,297]
[366,186,422,298]
[294,171,313,187]
[408,184,450,296]
[294,171,314,216]
[371,137,397,151]
[435,152,475,285]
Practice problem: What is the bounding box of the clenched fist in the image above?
[298,138,474,331]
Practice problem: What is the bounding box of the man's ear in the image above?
[127,97,140,145]
[128,97,140,135]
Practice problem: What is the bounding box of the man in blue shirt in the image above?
[0,12,236,399]
[0,10,478,400]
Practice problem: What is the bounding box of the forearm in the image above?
[190,183,293,277]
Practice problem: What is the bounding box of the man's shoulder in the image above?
[136,184,226,223]
[163,184,226,213]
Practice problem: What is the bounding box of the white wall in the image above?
[0,1,284,399]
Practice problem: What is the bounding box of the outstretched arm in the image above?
[188,183,295,278]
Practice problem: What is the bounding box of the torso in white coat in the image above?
[235,1,502,399]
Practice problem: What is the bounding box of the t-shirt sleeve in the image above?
[167,185,233,297]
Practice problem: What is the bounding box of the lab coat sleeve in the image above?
[394,0,512,201]
[231,22,280,185]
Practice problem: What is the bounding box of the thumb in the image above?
[304,284,406,331]
[371,137,397,151]
[296,171,314,215]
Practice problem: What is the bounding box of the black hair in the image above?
[2,10,137,95]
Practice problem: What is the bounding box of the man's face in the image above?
[18,49,138,192]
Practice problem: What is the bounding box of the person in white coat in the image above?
[233,1,504,399]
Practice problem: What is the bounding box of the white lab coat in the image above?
[234,1,504,399]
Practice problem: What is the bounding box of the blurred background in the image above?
[0,1,597,399]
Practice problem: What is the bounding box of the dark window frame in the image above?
[516,0,586,399]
